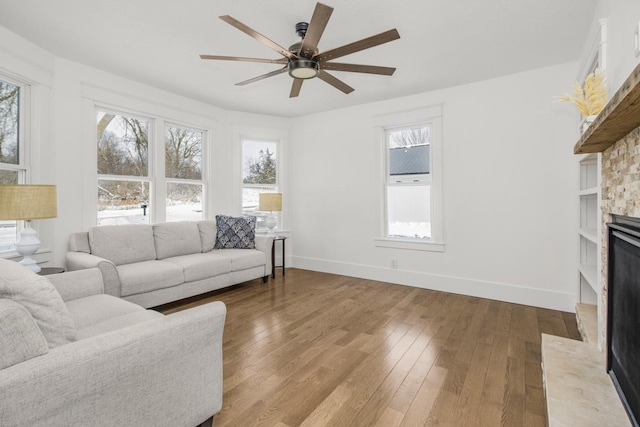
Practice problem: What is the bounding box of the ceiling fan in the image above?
[200,2,400,98]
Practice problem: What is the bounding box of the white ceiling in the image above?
[0,0,597,117]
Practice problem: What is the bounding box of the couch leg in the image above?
[262,275,269,284]
[197,416,213,427]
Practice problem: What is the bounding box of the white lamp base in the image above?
[265,212,277,237]
[16,227,41,273]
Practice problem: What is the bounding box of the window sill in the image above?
[374,238,445,252]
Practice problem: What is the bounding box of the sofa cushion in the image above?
[65,294,145,330]
[89,224,157,266]
[117,260,184,297]
[214,215,256,249]
[0,259,77,348]
[0,299,49,369]
[76,310,164,340]
[69,232,91,253]
[214,249,266,272]
[153,222,202,260]
[197,220,217,253]
[163,253,231,283]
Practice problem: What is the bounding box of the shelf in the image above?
[579,228,598,243]
[574,62,640,154]
[579,264,598,293]
[578,188,598,197]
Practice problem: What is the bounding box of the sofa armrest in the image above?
[254,234,274,253]
[0,301,226,427]
[46,269,104,302]
[66,252,121,297]
[255,235,274,276]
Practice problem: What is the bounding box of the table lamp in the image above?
[0,184,57,273]
[258,192,282,236]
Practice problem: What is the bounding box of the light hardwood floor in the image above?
[159,268,580,427]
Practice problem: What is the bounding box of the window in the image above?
[97,111,151,225]
[165,124,204,222]
[386,126,431,239]
[96,110,207,225]
[242,139,278,231]
[374,105,443,252]
[0,76,28,251]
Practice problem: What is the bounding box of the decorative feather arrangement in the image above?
[556,69,607,116]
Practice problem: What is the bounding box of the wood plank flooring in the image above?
[159,268,581,427]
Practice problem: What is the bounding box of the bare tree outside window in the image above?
[0,80,19,171]
[0,79,21,250]
[96,111,150,225]
[242,140,278,229]
[389,127,430,148]
[165,125,204,222]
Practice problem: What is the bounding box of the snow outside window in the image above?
[96,110,207,225]
[165,124,204,222]
[242,139,278,231]
[385,125,432,239]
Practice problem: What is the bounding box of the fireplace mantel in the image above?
[575,62,640,154]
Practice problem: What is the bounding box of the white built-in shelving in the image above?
[577,153,601,337]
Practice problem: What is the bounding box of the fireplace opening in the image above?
[607,214,640,427]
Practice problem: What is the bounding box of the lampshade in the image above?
[259,193,282,212]
[0,185,58,220]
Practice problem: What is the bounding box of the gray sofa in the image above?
[0,259,225,426]
[66,220,273,308]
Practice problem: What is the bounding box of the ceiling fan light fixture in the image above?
[288,59,319,79]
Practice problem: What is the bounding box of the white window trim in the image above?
[82,83,216,229]
[232,124,289,233]
[162,121,207,223]
[241,138,280,232]
[91,105,209,226]
[373,104,444,252]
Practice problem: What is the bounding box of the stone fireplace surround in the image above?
[601,126,640,346]
[541,62,640,426]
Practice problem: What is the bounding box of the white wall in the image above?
[0,21,593,312]
[599,0,640,89]
[290,63,579,312]
[585,0,640,88]
[0,25,291,268]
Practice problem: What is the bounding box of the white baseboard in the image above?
[291,256,576,313]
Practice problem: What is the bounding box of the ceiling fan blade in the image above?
[219,15,296,59]
[200,55,288,64]
[321,62,396,76]
[314,29,400,62]
[290,79,303,98]
[299,3,333,59]
[236,66,288,86]
[317,70,354,94]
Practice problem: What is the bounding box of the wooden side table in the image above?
[271,236,286,279]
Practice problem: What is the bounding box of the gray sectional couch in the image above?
[0,259,225,426]
[66,220,273,308]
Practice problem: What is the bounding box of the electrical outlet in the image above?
[390,259,398,269]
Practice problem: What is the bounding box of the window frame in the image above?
[373,105,444,252]
[240,137,280,232]
[96,108,154,226]
[94,106,209,226]
[164,122,206,223]
[0,74,30,253]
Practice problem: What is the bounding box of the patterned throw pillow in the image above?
[214,215,257,249]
